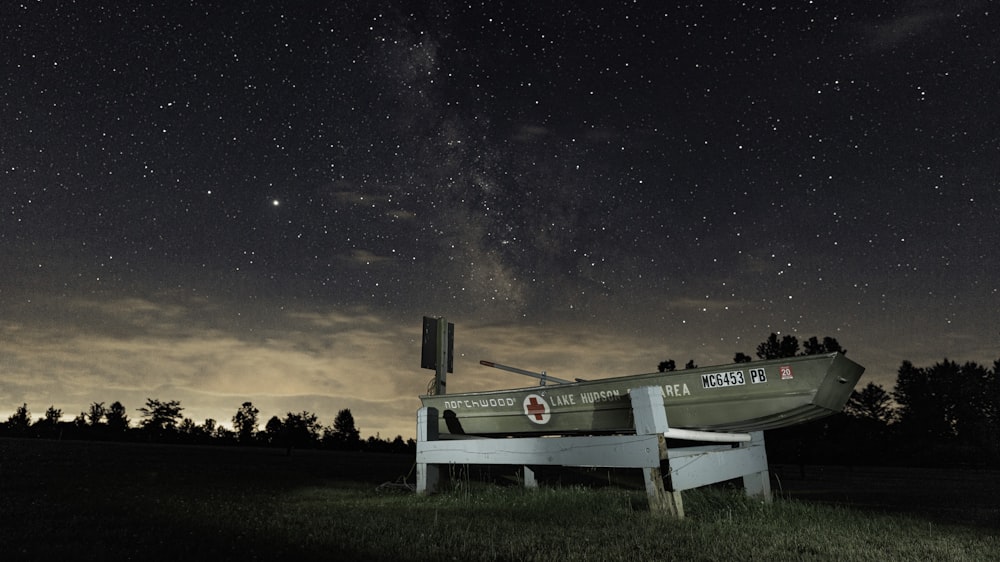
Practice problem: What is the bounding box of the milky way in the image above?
[2,2,997,437]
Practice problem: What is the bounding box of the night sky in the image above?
[2,2,998,439]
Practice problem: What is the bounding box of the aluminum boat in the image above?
[419,352,864,437]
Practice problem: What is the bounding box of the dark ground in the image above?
[3,437,998,532]
[769,463,1000,528]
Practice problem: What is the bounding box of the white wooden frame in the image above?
[416,386,771,517]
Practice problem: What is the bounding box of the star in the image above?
[0,1,995,441]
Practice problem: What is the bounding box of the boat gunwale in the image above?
[419,352,851,401]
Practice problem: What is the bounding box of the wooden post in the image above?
[630,386,684,517]
[522,466,537,489]
[416,407,440,494]
[435,318,449,395]
[741,431,772,501]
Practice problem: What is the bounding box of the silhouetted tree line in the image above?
[1,398,416,455]
[6,333,998,466]
[660,333,1000,467]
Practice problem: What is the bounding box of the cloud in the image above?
[3,281,993,438]
[0,295,429,436]
[386,209,416,220]
[347,249,394,266]
[1,287,735,435]
[861,7,949,50]
[333,190,388,206]
[512,124,551,142]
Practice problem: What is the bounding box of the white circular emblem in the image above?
[523,394,551,424]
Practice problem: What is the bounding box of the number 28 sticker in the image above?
[779,365,793,380]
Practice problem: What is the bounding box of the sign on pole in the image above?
[421,316,453,395]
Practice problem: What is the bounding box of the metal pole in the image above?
[479,360,572,385]
[435,317,448,395]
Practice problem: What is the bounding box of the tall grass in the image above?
[1,438,997,561]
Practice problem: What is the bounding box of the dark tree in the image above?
[282,411,321,451]
[105,401,130,433]
[991,359,1000,428]
[823,337,845,354]
[214,426,236,442]
[802,336,823,356]
[178,418,198,435]
[202,418,217,436]
[391,435,411,453]
[325,408,361,450]
[87,402,106,426]
[845,382,895,425]
[137,398,183,433]
[6,403,31,434]
[950,361,996,448]
[263,415,283,445]
[33,406,63,438]
[684,360,697,369]
[756,333,799,359]
[657,359,676,372]
[232,401,259,444]
[893,360,957,441]
[989,359,1000,456]
[733,352,752,363]
[892,358,1000,465]
[802,336,846,356]
[43,405,63,425]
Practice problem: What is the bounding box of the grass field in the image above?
[1,438,997,561]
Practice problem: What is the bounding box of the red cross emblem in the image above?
[523,394,550,424]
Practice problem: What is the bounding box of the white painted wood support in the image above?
[414,385,772,513]
[741,432,772,500]
[630,386,683,516]
[416,407,439,494]
[631,385,671,434]
[665,431,771,500]
[522,466,537,488]
[417,432,663,467]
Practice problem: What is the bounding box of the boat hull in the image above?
[419,353,864,436]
